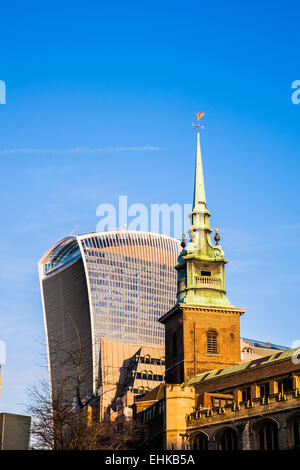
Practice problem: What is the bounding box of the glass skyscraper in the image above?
[38,230,180,409]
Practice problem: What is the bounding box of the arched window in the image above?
[216,428,237,450]
[287,414,300,449]
[144,354,151,364]
[254,420,278,450]
[192,433,208,450]
[293,420,300,448]
[207,330,218,354]
[141,370,147,380]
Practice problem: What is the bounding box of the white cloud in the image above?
[0,146,164,155]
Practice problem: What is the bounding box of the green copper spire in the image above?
[175,114,233,308]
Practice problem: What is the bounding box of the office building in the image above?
[38,231,180,414]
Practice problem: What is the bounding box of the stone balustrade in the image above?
[194,276,221,289]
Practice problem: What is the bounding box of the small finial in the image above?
[181,234,187,250]
[214,228,220,246]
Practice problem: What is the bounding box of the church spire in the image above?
[188,113,212,256]
[159,116,245,384]
[192,117,206,214]
[175,113,233,308]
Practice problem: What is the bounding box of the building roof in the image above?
[135,383,166,403]
[188,347,299,386]
[39,230,181,278]
[241,337,288,351]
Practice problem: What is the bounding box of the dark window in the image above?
[257,421,278,450]
[193,433,208,450]
[207,330,218,354]
[241,387,251,403]
[259,383,270,398]
[217,428,237,450]
[287,415,300,449]
[278,377,293,395]
[201,270,211,277]
[294,420,300,448]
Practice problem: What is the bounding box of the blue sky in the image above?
[0,0,300,413]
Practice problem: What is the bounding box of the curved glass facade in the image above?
[39,231,180,399]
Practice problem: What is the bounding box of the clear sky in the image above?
[0,0,299,414]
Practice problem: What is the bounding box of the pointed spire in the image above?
[192,129,206,212]
[188,113,213,255]
[175,115,231,308]
[190,112,210,233]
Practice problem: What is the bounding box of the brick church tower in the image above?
[159,114,245,383]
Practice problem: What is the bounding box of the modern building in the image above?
[240,337,289,362]
[134,116,300,450]
[38,231,180,415]
[0,354,31,450]
[0,413,31,450]
[102,339,165,422]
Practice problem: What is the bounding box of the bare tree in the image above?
[27,329,148,450]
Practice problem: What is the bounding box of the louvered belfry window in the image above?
[207,330,218,354]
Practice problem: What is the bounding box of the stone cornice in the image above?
[181,304,245,315]
[158,303,246,323]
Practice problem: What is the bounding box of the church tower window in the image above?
[207,330,218,354]
[201,270,211,277]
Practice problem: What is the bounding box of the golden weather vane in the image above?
[193,112,205,130]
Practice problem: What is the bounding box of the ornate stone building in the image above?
[133,115,300,450]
